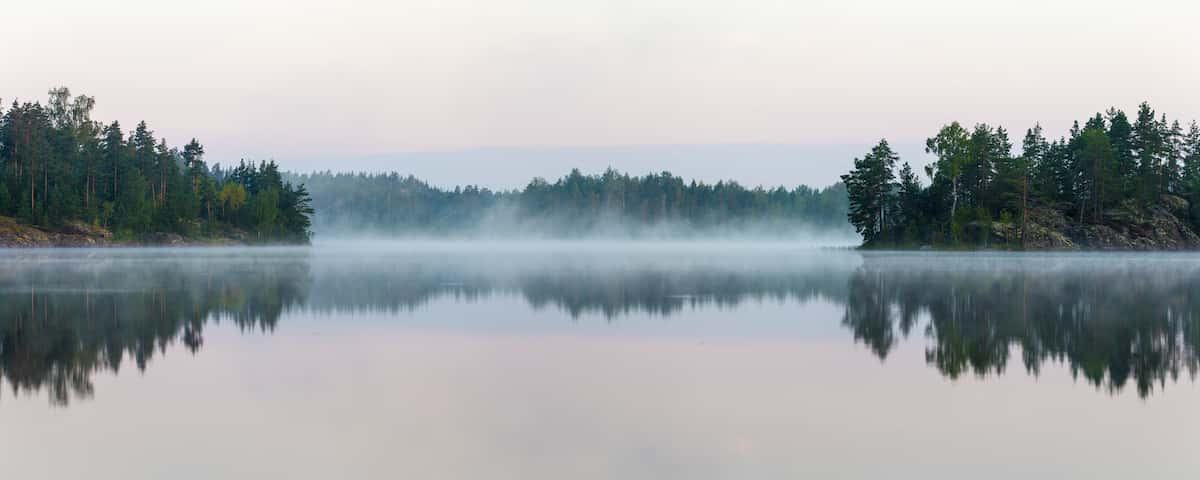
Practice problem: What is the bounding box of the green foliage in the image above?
[1075,126,1119,221]
[1182,122,1200,187]
[113,172,152,232]
[973,207,992,246]
[218,183,248,212]
[250,187,281,237]
[846,102,1200,249]
[0,87,312,243]
[841,139,898,244]
[925,122,972,222]
[288,168,848,236]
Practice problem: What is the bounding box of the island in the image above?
[842,103,1200,249]
[0,88,313,246]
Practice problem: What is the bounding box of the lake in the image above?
[2,244,1200,478]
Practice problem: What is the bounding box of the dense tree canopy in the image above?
[288,169,849,237]
[0,88,312,243]
[843,103,1200,247]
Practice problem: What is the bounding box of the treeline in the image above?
[0,88,313,242]
[287,168,849,236]
[842,103,1200,246]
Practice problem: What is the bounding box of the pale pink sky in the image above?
[3,0,1199,184]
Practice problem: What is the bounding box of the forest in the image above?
[288,168,849,237]
[842,103,1200,248]
[0,88,313,243]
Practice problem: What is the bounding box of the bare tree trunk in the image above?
[950,178,958,218]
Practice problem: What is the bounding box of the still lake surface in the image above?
[3,243,1200,478]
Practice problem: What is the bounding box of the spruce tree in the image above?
[896,162,923,242]
[1105,108,1137,197]
[1166,120,1185,194]
[0,87,313,242]
[1183,122,1200,189]
[1133,103,1162,201]
[842,139,898,244]
[1023,125,1050,201]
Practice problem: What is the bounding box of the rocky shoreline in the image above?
[0,216,244,248]
[982,195,1200,251]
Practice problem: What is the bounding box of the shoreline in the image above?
[0,216,305,248]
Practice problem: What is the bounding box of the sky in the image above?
[4,0,1200,188]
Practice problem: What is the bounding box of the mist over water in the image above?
[310,226,862,247]
[5,245,1200,478]
[4,245,1200,400]
[289,168,853,242]
[311,231,862,249]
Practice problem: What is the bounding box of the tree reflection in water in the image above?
[0,253,309,405]
[4,250,1200,405]
[843,254,1200,398]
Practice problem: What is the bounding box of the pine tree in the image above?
[1183,122,1200,190]
[988,126,1020,215]
[842,139,898,244]
[1023,125,1050,200]
[1165,120,1185,194]
[1105,108,1137,197]
[1076,127,1118,221]
[839,101,1200,248]
[1133,103,1162,201]
[0,88,312,242]
[100,121,126,207]
[896,162,923,242]
[963,124,998,209]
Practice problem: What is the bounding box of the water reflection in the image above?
[3,248,1200,404]
[0,252,309,405]
[845,254,1200,398]
[304,254,849,318]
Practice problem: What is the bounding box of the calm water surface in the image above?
[3,244,1200,478]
